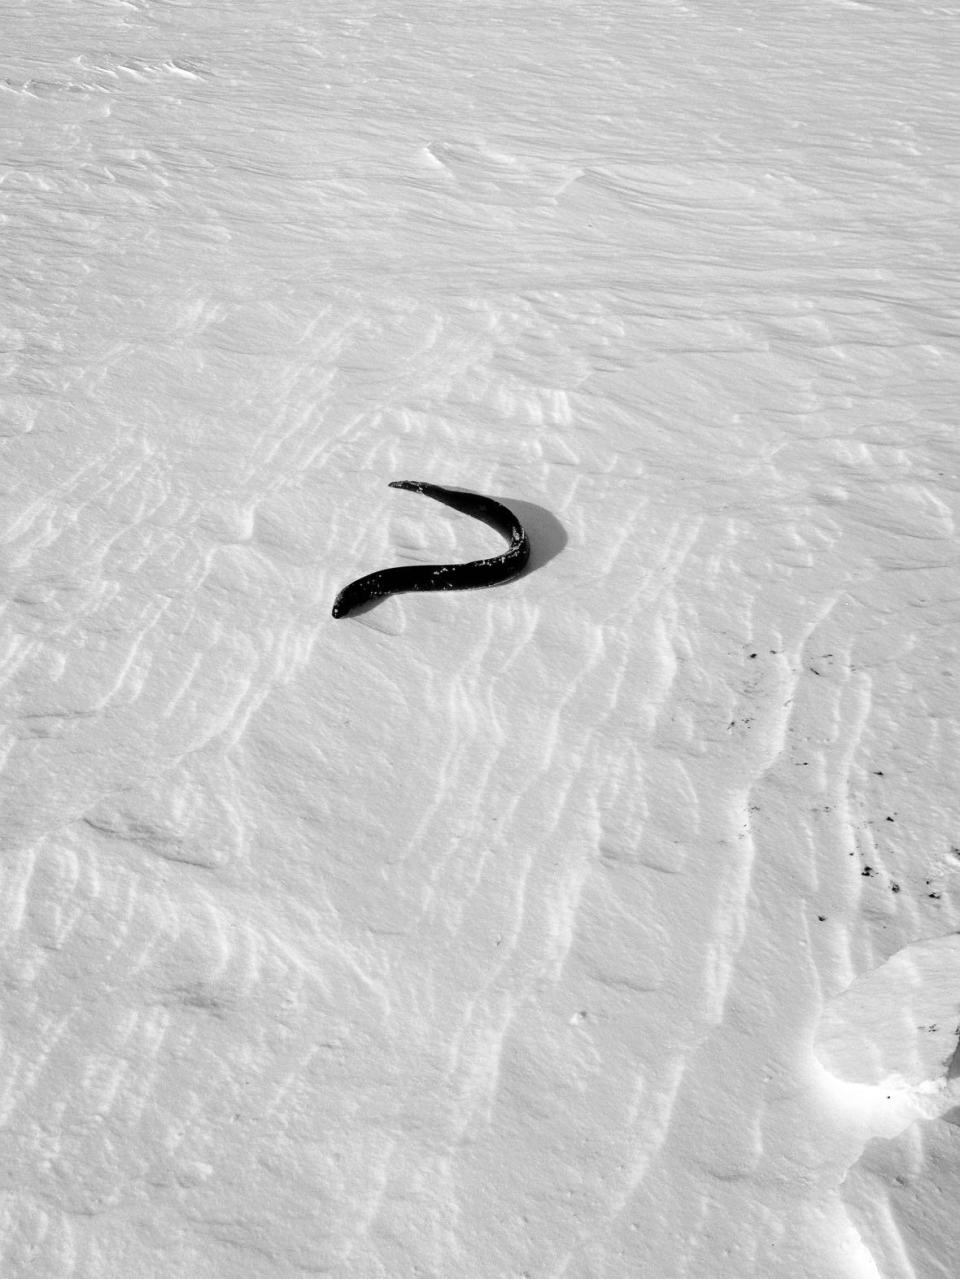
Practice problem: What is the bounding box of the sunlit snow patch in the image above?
[843,1117,960,1279]
[816,933,960,1092]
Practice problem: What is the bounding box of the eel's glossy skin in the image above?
[332,481,530,618]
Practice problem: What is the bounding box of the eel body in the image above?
[332,481,530,618]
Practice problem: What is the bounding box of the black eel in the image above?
[332,481,530,618]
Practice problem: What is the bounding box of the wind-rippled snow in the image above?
[2,2,960,1276]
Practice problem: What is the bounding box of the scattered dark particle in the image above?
[862,867,874,876]
[809,667,822,676]
[891,883,900,893]
[749,652,757,659]
[930,893,942,900]
[873,770,884,777]
[952,847,960,858]
[885,816,895,823]
[817,915,826,922]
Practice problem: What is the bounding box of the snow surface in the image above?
[3,1,960,1275]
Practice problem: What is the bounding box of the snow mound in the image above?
[817,933,960,1089]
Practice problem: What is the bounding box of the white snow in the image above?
[2,1,960,1276]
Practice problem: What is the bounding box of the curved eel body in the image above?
[332,481,530,618]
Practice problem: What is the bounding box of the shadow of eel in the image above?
[332,481,530,618]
